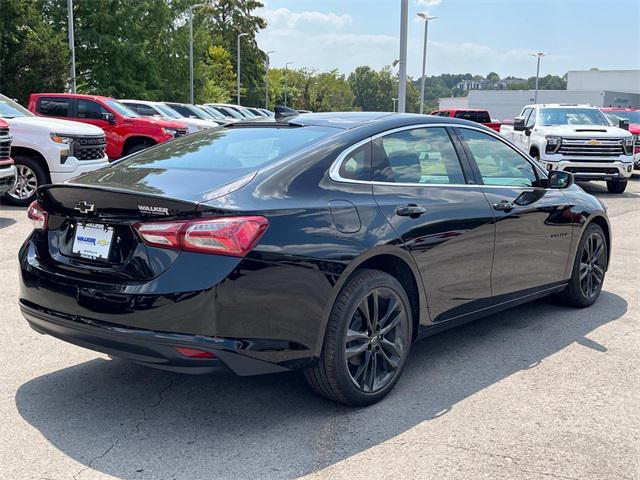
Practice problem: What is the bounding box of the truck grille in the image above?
[73,135,106,161]
[558,138,625,157]
[174,128,188,138]
[0,128,11,160]
[565,167,619,175]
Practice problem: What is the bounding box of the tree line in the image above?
[1,0,568,112]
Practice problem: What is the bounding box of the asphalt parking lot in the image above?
[0,178,638,480]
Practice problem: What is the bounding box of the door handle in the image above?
[492,200,515,212]
[396,205,426,218]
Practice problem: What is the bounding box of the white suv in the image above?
[500,104,634,193]
[0,94,109,205]
[120,100,219,134]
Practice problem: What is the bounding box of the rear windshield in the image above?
[454,111,491,123]
[116,126,337,171]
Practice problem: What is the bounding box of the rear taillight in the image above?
[27,200,48,230]
[133,216,268,257]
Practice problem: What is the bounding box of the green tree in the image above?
[0,0,69,104]
[199,46,236,103]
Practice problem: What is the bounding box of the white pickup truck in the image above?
[0,94,109,205]
[500,104,634,193]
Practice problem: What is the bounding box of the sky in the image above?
[256,0,640,79]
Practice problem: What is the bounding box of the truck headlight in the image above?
[545,135,561,154]
[623,137,634,155]
[162,127,178,138]
[50,133,74,144]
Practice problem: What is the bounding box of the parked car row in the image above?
[0,91,273,204]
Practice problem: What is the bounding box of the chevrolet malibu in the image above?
[19,112,610,406]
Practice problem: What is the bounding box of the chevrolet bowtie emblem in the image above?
[74,201,95,214]
[586,139,600,145]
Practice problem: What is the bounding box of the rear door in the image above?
[455,126,573,296]
[371,125,496,322]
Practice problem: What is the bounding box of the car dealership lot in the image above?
[0,179,638,480]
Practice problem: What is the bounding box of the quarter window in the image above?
[372,127,466,185]
[339,144,370,181]
[458,128,538,187]
[38,97,70,117]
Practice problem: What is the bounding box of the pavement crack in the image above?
[135,379,175,434]
[72,442,115,480]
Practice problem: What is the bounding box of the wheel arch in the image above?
[586,214,611,268]
[318,246,429,354]
[10,146,51,181]
[122,136,156,156]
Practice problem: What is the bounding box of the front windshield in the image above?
[104,99,139,118]
[219,106,244,119]
[605,110,640,124]
[189,105,215,120]
[0,94,33,118]
[155,103,183,119]
[199,105,225,120]
[540,108,608,126]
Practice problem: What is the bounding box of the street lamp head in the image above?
[238,32,249,39]
[529,52,549,57]
[190,3,205,11]
[417,12,437,20]
[392,58,400,67]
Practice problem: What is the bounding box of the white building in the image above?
[439,69,640,120]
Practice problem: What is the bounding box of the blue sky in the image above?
[256,0,640,78]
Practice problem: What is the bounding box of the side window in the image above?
[338,143,370,181]
[437,111,451,117]
[76,99,108,120]
[457,128,538,187]
[525,108,536,128]
[37,97,70,117]
[170,105,194,118]
[372,127,466,185]
[131,104,158,117]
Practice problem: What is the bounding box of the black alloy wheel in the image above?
[557,223,608,308]
[304,269,412,406]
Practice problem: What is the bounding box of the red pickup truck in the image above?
[429,109,502,132]
[28,93,188,159]
[600,108,640,169]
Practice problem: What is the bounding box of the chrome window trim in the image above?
[329,123,547,187]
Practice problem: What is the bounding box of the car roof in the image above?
[238,112,491,131]
[601,107,638,112]
[32,93,114,102]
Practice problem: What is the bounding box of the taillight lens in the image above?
[133,216,268,257]
[27,200,48,230]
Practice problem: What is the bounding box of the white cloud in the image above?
[415,0,442,6]
[263,7,352,29]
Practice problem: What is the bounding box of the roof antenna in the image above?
[274,105,299,120]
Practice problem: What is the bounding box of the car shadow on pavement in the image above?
[15,291,627,480]
[0,217,16,229]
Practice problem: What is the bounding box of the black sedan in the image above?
[19,112,610,406]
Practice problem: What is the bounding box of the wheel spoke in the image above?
[345,342,369,359]
[378,298,398,329]
[592,240,604,262]
[346,329,369,343]
[357,298,372,332]
[380,311,403,336]
[380,338,401,358]
[353,350,371,383]
[579,263,590,280]
[366,351,378,391]
[370,290,379,331]
[378,347,400,370]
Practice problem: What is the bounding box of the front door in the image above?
[455,127,573,296]
[371,125,496,322]
[72,99,118,159]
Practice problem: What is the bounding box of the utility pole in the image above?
[284,62,294,107]
[397,0,408,113]
[265,50,274,109]
[189,4,205,104]
[237,33,249,105]
[529,52,548,104]
[67,0,76,93]
[417,13,437,114]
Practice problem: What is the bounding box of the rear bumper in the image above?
[21,301,293,376]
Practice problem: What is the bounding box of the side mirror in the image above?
[101,112,116,124]
[618,119,630,131]
[513,117,526,131]
[548,170,574,189]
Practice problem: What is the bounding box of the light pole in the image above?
[284,61,294,107]
[236,32,249,105]
[189,3,205,104]
[528,52,548,104]
[397,0,408,113]
[67,0,76,93]
[417,12,436,114]
[265,50,274,109]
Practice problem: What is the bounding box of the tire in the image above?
[606,180,627,194]
[4,155,48,206]
[556,223,608,308]
[304,269,413,406]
